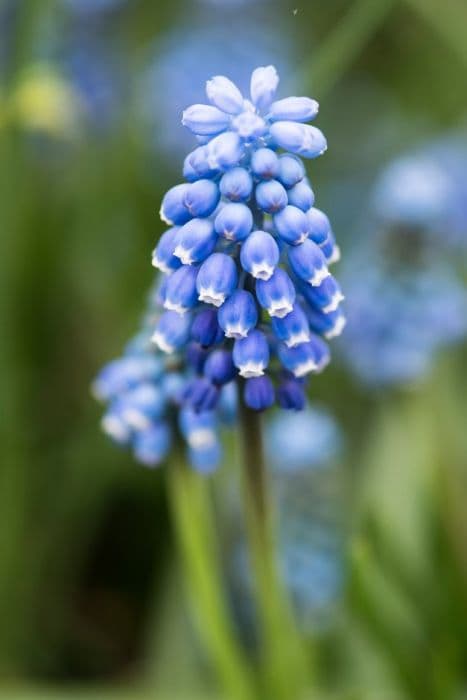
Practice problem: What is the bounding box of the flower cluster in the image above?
[152,65,345,412]
[340,137,467,388]
[341,260,467,387]
[93,281,236,472]
[371,135,467,252]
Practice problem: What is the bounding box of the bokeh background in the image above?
[1,0,466,698]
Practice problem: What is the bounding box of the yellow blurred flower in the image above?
[7,64,83,138]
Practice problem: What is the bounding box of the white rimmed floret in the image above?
[293,357,318,378]
[324,314,346,339]
[101,414,130,442]
[198,287,227,307]
[268,298,294,318]
[121,408,151,431]
[173,244,195,265]
[151,331,174,353]
[237,361,266,379]
[309,266,330,286]
[223,322,249,340]
[187,427,217,450]
[284,329,311,348]
[151,251,171,273]
[327,244,341,265]
[250,261,275,281]
[323,290,345,314]
[163,299,189,315]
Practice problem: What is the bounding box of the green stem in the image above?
[167,458,256,700]
[238,401,309,700]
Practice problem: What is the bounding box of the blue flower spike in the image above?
[96,65,344,475]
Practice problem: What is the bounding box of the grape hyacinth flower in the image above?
[340,260,467,387]
[96,67,343,469]
[371,135,467,252]
[152,65,344,413]
[93,280,235,472]
[340,138,467,388]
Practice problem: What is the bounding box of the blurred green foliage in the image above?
[0,0,466,698]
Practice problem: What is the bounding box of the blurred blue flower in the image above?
[229,407,345,635]
[266,407,342,471]
[63,35,123,128]
[371,135,467,251]
[94,278,233,472]
[340,259,467,387]
[339,136,467,388]
[271,408,345,630]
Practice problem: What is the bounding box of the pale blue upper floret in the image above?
[181,65,327,164]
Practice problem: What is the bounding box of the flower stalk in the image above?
[167,455,256,700]
[239,402,310,700]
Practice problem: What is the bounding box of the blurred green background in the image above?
[0,0,466,698]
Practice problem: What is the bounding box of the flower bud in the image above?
[206,132,244,171]
[152,311,192,353]
[218,289,258,339]
[232,111,267,140]
[287,179,315,211]
[206,75,244,114]
[256,268,296,318]
[278,336,330,377]
[215,202,253,242]
[188,441,222,473]
[152,227,182,273]
[270,122,327,159]
[179,407,217,449]
[196,252,238,307]
[191,308,223,346]
[240,230,280,280]
[278,154,305,188]
[163,265,198,314]
[183,146,218,181]
[305,306,346,339]
[271,304,311,347]
[134,423,171,467]
[277,377,306,410]
[182,103,230,136]
[269,96,319,122]
[219,167,253,202]
[320,231,341,264]
[182,377,219,412]
[250,65,279,112]
[160,184,191,225]
[255,179,288,213]
[183,179,220,218]
[244,375,275,411]
[274,205,310,245]
[307,207,332,245]
[120,384,165,430]
[299,275,345,313]
[174,218,217,265]
[204,349,237,385]
[250,147,280,179]
[186,342,209,373]
[233,329,269,377]
[288,238,329,286]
